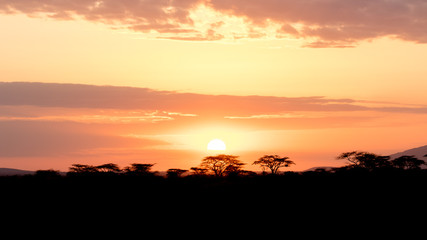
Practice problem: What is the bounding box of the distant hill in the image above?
[303,166,336,172]
[0,168,34,176]
[390,145,427,160]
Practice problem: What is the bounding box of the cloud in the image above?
[1,0,427,46]
[3,82,427,149]
[0,107,194,124]
[224,113,306,120]
[0,0,205,39]
[0,0,200,26]
[208,0,427,46]
[1,82,426,116]
[0,120,169,157]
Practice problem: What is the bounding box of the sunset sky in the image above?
[1,0,427,171]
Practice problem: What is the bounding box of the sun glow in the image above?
[151,124,263,153]
[207,139,226,151]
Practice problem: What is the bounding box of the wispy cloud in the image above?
[224,113,305,120]
[1,1,427,47]
[0,120,169,158]
[0,111,193,123]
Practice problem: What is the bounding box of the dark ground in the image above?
[2,169,426,208]
[1,170,425,235]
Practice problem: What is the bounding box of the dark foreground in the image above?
[2,170,426,235]
[2,169,426,207]
[2,171,424,236]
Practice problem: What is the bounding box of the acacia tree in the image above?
[69,164,98,173]
[124,163,156,176]
[200,155,244,177]
[166,168,188,178]
[337,151,391,170]
[253,155,294,174]
[390,155,426,170]
[190,167,208,176]
[96,163,121,173]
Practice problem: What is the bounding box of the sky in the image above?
[1,0,427,172]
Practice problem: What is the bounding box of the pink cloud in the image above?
[208,0,427,46]
[0,0,202,33]
[1,0,427,46]
[0,120,169,158]
[1,82,426,116]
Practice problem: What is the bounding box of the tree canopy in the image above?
[96,163,121,173]
[253,155,294,174]
[166,168,188,178]
[390,155,426,170]
[124,163,156,176]
[200,154,244,177]
[337,151,391,170]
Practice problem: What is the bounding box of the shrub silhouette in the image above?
[35,169,61,178]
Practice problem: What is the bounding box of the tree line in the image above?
[61,154,295,177]
[337,151,427,171]
[33,151,427,178]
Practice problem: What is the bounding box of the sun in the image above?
[207,139,226,151]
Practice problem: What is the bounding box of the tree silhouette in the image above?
[337,151,390,170]
[390,155,426,170]
[224,161,245,177]
[166,168,188,178]
[253,155,294,174]
[96,163,121,173]
[35,169,61,178]
[190,167,208,176]
[69,164,98,173]
[124,163,156,176]
[200,155,244,177]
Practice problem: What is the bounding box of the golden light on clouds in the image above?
[123,4,289,42]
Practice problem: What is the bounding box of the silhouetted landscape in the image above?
[3,0,427,226]
[2,151,426,213]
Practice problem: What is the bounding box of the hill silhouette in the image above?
[390,145,427,161]
[0,168,34,176]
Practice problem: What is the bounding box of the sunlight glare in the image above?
[207,139,226,151]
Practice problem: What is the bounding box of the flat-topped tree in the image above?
[391,155,426,170]
[200,154,244,177]
[337,151,391,170]
[253,155,294,174]
[166,168,188,178]
[124,163,156,176]
[96,163,121,173]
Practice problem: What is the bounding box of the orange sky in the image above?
[0,1,426,172]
